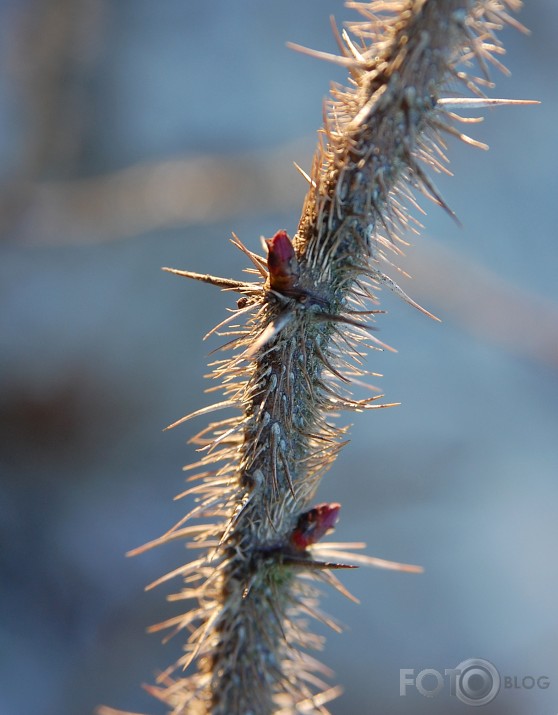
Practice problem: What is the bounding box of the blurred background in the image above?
[1,2,557,714]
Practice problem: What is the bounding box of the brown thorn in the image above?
[163,399,236,431]
[230,232,268,278]
[408,157,461,225]
[278,447,296,499]
[269,423,280,494]
[314,341,350,383]
[286,41,360,68]
[243,309,294,360]
[311,311,378,332]
[293,161,316,187]
[282,556,357,570]
[161,267,252,292]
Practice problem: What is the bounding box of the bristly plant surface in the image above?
[100,2,536,714]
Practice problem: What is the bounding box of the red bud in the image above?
[290,503,341,551]
[266,230,299,292]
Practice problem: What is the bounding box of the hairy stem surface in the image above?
[108,3,532,714]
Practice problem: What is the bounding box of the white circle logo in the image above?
[455,658,500,706]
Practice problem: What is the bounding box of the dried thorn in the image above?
[126,524,214,557]
[96,707,146,715]
[457,18,492,82]
[230,232,268,278]
[329,15,350,60]
[296,600,344,634]
[264,499,279,532]
[146,610,199,637]
[270,423,280,494]
[177,608,220,672]
[311,311,378,332]
[314,341,350,383]
[409,157,461,225]
[244,309,295,359]
[295,686,345,712]
[286,41,361,68]
[145,558,206,591]
[161,267,255,293]
[330,15,363,79]
[376,272,441,322]
[293,161,316,187]
[492,8,530,35]
[431,118,489,150]
[283,556,357,570]
[444,111,484,125]
[319,546,423,573]
[267,596,290,644]
[369,193,398,246]
[207,333,248,356]
[203,300,256,341]
[278,448,296,499]
[438,97,540,110]
[163,400,236,431]
[345,375,382,394]
[315,568,360,604]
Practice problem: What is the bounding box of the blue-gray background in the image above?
[1,2,557,714]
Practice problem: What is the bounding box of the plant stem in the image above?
[121,3,532,714]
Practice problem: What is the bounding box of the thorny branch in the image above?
[102,2,535,714]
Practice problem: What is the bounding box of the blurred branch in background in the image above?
[401,241,558,371]
[14,0,105,176]
[1,0,106,231]
[4,140,312,243]
[4,139,556,372]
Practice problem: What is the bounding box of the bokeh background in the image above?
[1,2,557,714]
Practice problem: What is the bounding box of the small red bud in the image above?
[266,230,299,292]
[290,503,341,551]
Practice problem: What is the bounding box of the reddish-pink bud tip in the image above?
[266,230,299,291]
[290,503,341,551]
